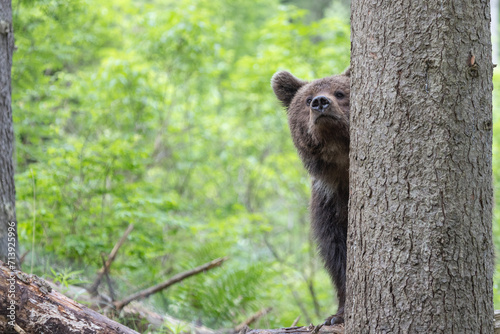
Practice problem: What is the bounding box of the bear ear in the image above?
[271,71,307,108]
[342,66,351,77]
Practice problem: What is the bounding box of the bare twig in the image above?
[291,316,300,327]
[114,257,228,311]
[19,250,29,265]
[13,323,27,334]
[245,324,344,334]
[101,254,115,301]
[235,307,272,332]
[88,224,134,295]
[310,323,323,334]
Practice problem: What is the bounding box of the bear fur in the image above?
[271,68,350,325]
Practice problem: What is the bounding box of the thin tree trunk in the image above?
[492,0,499,64]
[0,1,17,267]
[348,1,494,333]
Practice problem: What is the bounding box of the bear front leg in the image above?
[319,235,346,325]
[310,187,348,326]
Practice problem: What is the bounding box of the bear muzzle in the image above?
[310,95,343,125]
[311,95,331,113]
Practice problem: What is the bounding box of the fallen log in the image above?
[0,264,139,334]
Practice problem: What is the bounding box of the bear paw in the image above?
[324,309,344,325]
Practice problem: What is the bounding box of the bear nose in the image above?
[311,96,331,112]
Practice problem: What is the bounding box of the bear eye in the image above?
[334,91,345,99]
[306,98,312,106]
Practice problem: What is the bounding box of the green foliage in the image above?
[13,0,351,329]
[49,268,88,288]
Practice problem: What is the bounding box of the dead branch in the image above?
[114,257,228,311]
[101,253,116,301]
[291,316,300,327]
[235,307,272,332]
[88,223,134,295]
[244,325,344,334]
[19,251,29,266]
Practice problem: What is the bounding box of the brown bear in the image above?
[271,68,350,325]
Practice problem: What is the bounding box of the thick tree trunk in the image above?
[0,264,139,334]
[0,0,17,266]
[348,1,494,333]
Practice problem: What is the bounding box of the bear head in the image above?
[271,68,351,185]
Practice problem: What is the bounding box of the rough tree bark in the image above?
[348,1,494,333]
[0,0,18,266]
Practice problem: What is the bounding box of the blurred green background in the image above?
[11,0,500,331]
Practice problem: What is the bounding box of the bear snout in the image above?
[311,95,331,113]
